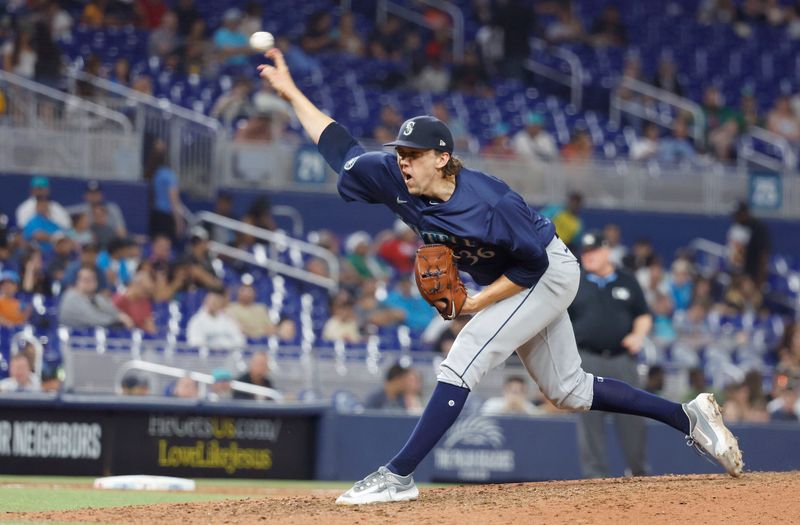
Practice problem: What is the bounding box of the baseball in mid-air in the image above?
[249,31,275,52]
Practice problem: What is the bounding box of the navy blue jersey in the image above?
[318,123,556,288]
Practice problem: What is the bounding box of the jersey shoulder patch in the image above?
[343,154,362,171]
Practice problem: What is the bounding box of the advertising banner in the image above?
[0,407,106,476]
[111,413,316,479]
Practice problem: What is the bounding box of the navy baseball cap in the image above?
[384,116,454,154]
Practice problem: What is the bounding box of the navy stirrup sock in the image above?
[591,376,690,435]
[387,381,469,476]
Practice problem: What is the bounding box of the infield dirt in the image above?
[4,471,798,524]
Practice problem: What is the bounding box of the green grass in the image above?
[0,486,243,513]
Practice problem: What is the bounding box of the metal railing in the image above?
[528,38,584,109]
[376,0,465,61]
[610,76,706,147]
[0,69,140,179]
[738,126,798,173]
[114,359,283,401]
[193,211,339,292]
[66,69,225,197]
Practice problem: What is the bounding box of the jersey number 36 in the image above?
[458,247,495,265]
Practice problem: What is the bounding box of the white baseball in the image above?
[249,31,275,52]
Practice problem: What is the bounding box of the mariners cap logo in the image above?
[439,139,446,147]
[403,121,415,136]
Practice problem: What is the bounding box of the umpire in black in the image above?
[569,230,653,478]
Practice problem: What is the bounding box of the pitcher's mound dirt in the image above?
[5,471,798,525]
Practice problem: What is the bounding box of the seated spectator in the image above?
[322,292,362,343]
[481,376,544,416]
[233,351,278,400]
[121,374,150,395]
[412,57,450,93]
[47,1,74,41]
[68,212,94,247]
[252,79,291,124]
[148,233,174,272]
[766,94,800,144]
[481,123,516,158]
[58,266,134,329]
[337,12,364,56]
[432,316,469,356]
[623,238,655,272]
[22,197,64,256]
[767,376,800,422]
[180,227,222,291]
[0,271,29,327]
[226,281,296,341]
[363,362,415,411]
[541,192,584,250]
[15,176,70,231]
[19,248,53,297]
[89,203,117,251]
[113,270,157,333]
[0,353,41,393]
[354,279,405,330]
[630,122,661,162]
[147,10,178,58]
[344,231,388,282]
[44,233,74,285]
[561,129,593,164]
[658,118,696,165]
[109,57,132,88]
[650,292,676,345]
[208,368,234,401]
[377,220,418,276]
[701,85,740,159]
[213,9,249,67]
[589,5,627,47]
[776,322,800,377]
[511,111,558,163]
[62,243,108,292]
[210,77,254,126]
[668,259,694,312]
[545,4,585,44]
[96,237,136,288]
[637,256,669,308]
[381,276,434,331]
[172,375,199,399]
[603,223,627,268]
[240,2,263,36]
[72,180,127,239]
[301,10,337,54]
[186,289,245,350]
[652,54,685,97]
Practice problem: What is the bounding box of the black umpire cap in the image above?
[580,230,608,251]
[384,115,454,154]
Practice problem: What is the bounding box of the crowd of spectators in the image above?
[0,2,798,419]
[0,168,796,419]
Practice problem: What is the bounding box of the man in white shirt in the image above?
[511,111,558,163]
[187,289,246,350]
[15,176,71,229]
[481,376,543,416]
[630,122,661,162]
[0,353,41,393]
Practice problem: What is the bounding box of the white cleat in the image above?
[335,466,419,505]
[683,393,744,477]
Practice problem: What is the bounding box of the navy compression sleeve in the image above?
[317,122,360,173]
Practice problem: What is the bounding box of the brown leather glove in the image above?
[414,244,467,320]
